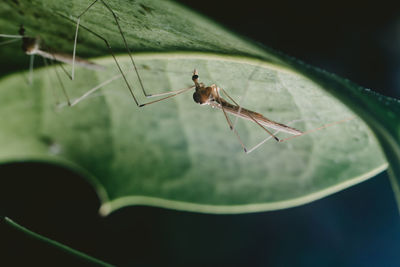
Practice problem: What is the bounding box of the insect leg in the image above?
[71,0,148,100]
[64,15,140,106]
[215,88,248,152]
[0,38,21,46]
[71,0,99,80]
[245,117,356,153]
[28,54,35,85]
[0,34,23,39]
[138,86,195,107]
[232,66,259,130]
[278,117,355,143]
[245,118,305,154]
[219,87,280,142]
[50,60,71,106]
[42,57,61,106]
[69,73,123,106]
[98,0,148,97]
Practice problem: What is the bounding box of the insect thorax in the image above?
[22,37,39,55]
[193,85,213,105]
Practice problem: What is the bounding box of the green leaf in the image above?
[0,0,397,214]
[0,53,387,214]
[0,0,282,76]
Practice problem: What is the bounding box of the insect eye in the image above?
[193,92,202,104]
[192,74,199,80]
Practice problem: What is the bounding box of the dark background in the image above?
[1,1,400,266]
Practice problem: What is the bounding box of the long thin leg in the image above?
[1,33,36,86]
[215,88,248,152]
[67,69,194,106]
[68,67,192,106]
[64,15,140,106]
[60,8,195,106]
[70,73,123,106]
[278,116,355,143]
[42,48,73,80]
[246,117,356,153]
[139,86,195,107]
[42,51,72,106]
[219,87,280,142]
[71,18,80,80]
[0,38,20,46]
[52,62,71,106]
[71,0,98,80]
[71,0,149,103]
[99,0,148,97]
[65,9,198,107]
[0,34,23,38]
[233,66,259,129]
[28,54,35,85]
[43,57,60,106]
[147,88,191,98]
[42,47,114,107]
[246,118,305,154]
[61,13,147,107]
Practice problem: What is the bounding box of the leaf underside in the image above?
[0,53,386,214]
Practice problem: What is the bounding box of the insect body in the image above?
[139,70,307,153]
[192,70,304,151]
[17,25,103,71]
[191,71,303,136]
[0,25,106,106]
[138,68,355,153]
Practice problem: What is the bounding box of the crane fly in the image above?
[0,25,105,106]
[1,2,145,108]
[137,69,354,153]
[0,25,104,75]
[1,0,147,108]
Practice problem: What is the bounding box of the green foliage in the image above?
[0,53,386,214]
[0,0,397,215]
[0,0,281,76]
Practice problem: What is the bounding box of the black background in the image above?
[1,1,400,266]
